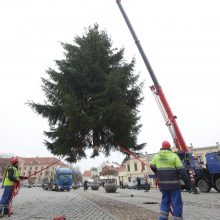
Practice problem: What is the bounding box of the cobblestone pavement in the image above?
[77,189,158,220]
[0,187,219,219]
[84,187,220,220]
[0,187,117,220]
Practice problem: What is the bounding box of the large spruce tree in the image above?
[28,27,144,162]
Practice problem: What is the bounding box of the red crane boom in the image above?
[116,0,189,152]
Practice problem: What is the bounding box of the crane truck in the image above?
[116,0,220,193]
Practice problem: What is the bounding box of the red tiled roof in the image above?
[0,157,68,167]
[117,165,126,172]
[83,170,91,177]
[21,157,68,167]
[100,165,118,176]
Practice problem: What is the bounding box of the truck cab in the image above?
[43,168,73,191]
[205,152,220,192]
[206,152,220,174]
[177,152,200,168]
[54,168,73,191]
[178,151,220,193]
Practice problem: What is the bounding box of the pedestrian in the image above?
[144,176,149,192]
[137,177,141,190]
[119,180,122,188]
[83,180,88,191]
[150,141,192,220]
[0,157,27,216]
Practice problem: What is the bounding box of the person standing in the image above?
[144,175,149,192]
[0,158,27,216]
[102,182,105,188]
[119,180,122,188]
[83,180,88,191]
[137,177,141,190]
[150,141,192,220]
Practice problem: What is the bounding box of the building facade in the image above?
[117,153,156,187]
[82,170,91,182]
[19,157,68,186]
[191,143,220,165]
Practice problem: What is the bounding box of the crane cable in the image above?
[150,87,178,146]
[27,157,62,178]
[118,144,149,178]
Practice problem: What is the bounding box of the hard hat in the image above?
[162,141,171,149]
[10,157,19,165]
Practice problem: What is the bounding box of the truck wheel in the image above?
[197,179,211,193]
[214,178,220,192]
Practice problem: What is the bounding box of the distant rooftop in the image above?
[21,157,68,167]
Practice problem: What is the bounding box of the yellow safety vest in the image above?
[3,166,20,186]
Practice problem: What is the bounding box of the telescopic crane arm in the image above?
[116,0,189,152]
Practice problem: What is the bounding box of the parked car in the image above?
[122,182,135,189]
[72,184,80,189]
[133,177,150,190]
[42,183,49,190]
[23,183,33,188]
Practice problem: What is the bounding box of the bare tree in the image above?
[0,156,10,182]
[72,167,82,184]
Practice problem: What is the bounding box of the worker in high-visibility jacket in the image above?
[0,158,27,216]
[150,141,192,220]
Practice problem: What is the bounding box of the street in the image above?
[0,186,219,219]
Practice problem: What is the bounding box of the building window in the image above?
[128,177,131,182]
[29,166,32,170]
[24,167,26,170]
[35,166,38,170]
[127,164,130,172]
[134,163,138,171]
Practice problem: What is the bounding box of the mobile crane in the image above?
[116,0,220,193]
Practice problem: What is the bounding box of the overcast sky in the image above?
[0,0,219,173]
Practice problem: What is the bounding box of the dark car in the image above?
[134,177,150,190]
[122,182,135,189]
[42,183,49,190]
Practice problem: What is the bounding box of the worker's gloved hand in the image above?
[22,177,28,180]
[20,176,28,180]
